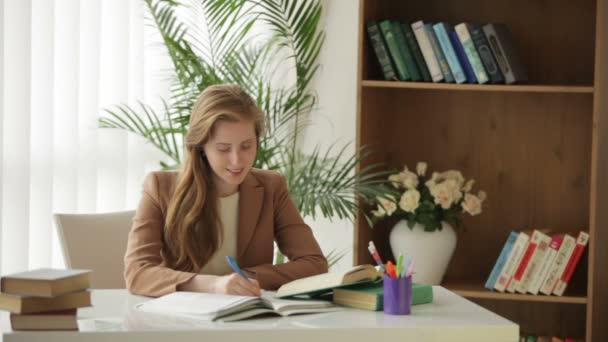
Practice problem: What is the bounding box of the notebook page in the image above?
[134,292,260,318]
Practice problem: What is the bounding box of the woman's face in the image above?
[203,119,257,195]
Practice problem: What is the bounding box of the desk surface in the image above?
[1,287,518,342]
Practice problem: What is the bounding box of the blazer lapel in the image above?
[237,172,264,261]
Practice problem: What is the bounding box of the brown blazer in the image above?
[124,168,328,297]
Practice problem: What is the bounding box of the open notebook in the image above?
[134,291,339,322]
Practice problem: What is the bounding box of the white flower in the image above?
[478,190,487,202]
[425,172,440,189]
[462,193,483,216]
[388,173,404,188]
[463,179,475,193]
[444,178,463,202]
[377,195,397,216]
[440,170,465,187]
[401,169,419,190]
[399,189,420,213]
[430,181,455,209]
[372,205,386,217]
[416,162,427,176]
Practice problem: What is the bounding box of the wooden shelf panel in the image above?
[444,283,588,304]
[361,80,594,94]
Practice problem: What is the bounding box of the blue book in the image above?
[485,231,519,290]
[449,30,477,83]
[424,23,454,83]
[433,23,466,84]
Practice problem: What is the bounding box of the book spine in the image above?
[470,24,505,83]
[454,23,489,84]
[401,23,432,82]
[411,20,443,82]
[482,23,528,84]
[366,21,398,81]
[449,30,477,83]
[553,231,589,296]
[425,23,454,83]
[515,231,551,294]
[508,231,540,293]
[494,232,529,292]
[528,235,563,295]
[379,20,411,81]
[485,231,519,290]
[539,234,577,295]
[433,23,466,84]
[392,21,422,81]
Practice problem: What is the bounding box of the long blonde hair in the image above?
[163,84,265,272]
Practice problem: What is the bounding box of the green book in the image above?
[391,21,421,81]
[332,281,433,311]
[378,20,411,81]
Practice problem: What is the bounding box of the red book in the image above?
[553,231,589,296]
[507,231,539,293]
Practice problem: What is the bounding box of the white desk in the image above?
[1,287,518,342]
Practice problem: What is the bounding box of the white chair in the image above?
[53,210,135,289]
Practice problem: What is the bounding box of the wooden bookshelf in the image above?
[355,0,608,341]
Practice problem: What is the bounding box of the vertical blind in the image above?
[0,0,170,275]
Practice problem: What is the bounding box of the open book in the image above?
[276,264,381,298]
[134,291,338,322]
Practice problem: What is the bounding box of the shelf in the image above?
[361,80,594,94]
[444,283,588,304]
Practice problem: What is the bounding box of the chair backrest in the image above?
[53,210,135,289]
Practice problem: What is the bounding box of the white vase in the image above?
[389,220,457,285]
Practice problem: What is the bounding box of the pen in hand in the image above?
[226,256,251,283]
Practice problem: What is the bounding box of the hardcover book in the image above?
[425,23,454,83]
[470,24,505,83]
[332,281,433,311]
[276,264,381,298]
[515,230,552,294]
[433,22,466,84]
[0,290,91,314]
[10,309,78,331]
[540,234,576,295]
[494,232,529,292]
[485,231,519,290]
[528,235,563,295]
[401,22,432,82]
[411,20,443,82]
[482,23,528,84]
[553,231,589,296]
[366,21,398,81]
[1,268,90,298]
[379,20,411,81]
[454,23,489,84]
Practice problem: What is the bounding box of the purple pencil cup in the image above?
[383,274,412,315]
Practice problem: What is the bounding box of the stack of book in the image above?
[332,281,433,311]
[485,230,589,296]
[366,20,527,84]
[0,268,92,331]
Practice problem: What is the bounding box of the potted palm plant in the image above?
[99,0,389,266]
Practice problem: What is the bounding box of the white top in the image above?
[0,288,519,342]
[199,192,240,276]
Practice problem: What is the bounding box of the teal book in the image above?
[379,20,411,81]
[401,22,431,82]
[433,22,466,84]
[332,281,433,311]
[390,21,422,81]
[425,23,454,83]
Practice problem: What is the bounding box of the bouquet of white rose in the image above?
[369,162,486,232]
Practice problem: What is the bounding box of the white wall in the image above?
[303,0,359,272]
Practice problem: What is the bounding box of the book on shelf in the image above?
[10,309,78,331]
[0,290,91,314]
[424,23,454,82]
[390,21,422,81]
[135,291,338,323]
[494,231,530,292]
[454,23,490,84]
[432,22,466,84]
[449,30,478,83]
[482,23,528,84]
[528,235,563,295]
[400,22,432,82]
[276,264,381,298]
[470,24,505,83]
[539,234,577,295]
[366,21,398,81]
[514,230,552,294]
[1,268,90,298]
[553,231,589,296]
[485,231,519,290]
[411,20,443,82]
[332,281,433,311]
[378,20,411,81]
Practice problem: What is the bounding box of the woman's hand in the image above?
[178,273,261,296]
[213,273,261,296]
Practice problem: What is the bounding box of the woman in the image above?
[124,84,328,298]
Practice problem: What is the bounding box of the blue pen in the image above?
[226,256,251,282]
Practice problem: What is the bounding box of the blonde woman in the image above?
[124,84,327,297]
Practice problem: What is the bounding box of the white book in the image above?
[411,20,443,82]
[539,234,576,295]
[494,232,529,292]
[528,235,563,295]
[135,291,339,322]
[514,230,551,294]
[553,231,589,296]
